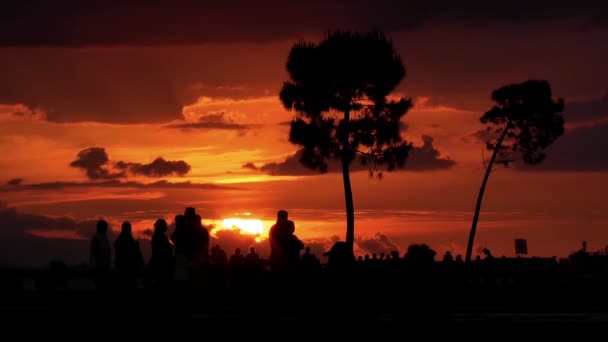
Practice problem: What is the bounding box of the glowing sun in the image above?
[219,218,265,241]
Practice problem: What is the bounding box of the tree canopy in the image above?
[279,30,412,251]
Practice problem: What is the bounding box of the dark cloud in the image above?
[462,95,608,142]
[165,112,259,132]
[405,135,457,171]
[6,178,23,186]
[0,235,89,268]
[257,150,319,176]
[461,96,608,172]
[0,47,186,123]
[70,146,191,180]
[241,162,258,170]
[462,125,608,172]
[69,147,125,180]
[0,47,278,124]
[564,94,608,123]
[254,135,455,176]
[115,158,191,177]
[0,1,605,46]
[0,203,150,267]
[356,233,400,255]
[0,202,104,240]
[0,2,605,125]
[0,179,241,192]
[517,123,608,172]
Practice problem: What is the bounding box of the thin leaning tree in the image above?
[279,30,413,254]
[465,80,565,263]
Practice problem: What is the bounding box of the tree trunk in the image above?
[341,107,355,254]
[465,124,510,263]
[342,157,355,253]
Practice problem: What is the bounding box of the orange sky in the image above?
[1,4,608,266]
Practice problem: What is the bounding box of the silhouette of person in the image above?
[269,210,303,274]
[170,214,190,282]
[482,248,494,260]
[184,207,210,264]
[90,219,112,290]
[301,246,321,273]
[114,221,144,289]
[246,246,259,262]
[322,241,355,272]
[245,246,262,272]
[210,244,228,267]
[209,244,228,293]
[229,248,245,271]
[442,251,455,264]
[182,208,210,291]
[149,219,174,288]
[170,214,187,255]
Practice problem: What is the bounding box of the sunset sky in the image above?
[1,1,607,267]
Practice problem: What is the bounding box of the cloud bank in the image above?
[245,135,456,176]
[70,146,191,180]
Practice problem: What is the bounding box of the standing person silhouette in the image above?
[171,208,210,282]
[269,210,303,274]
[90,219,112,290]
[149,218,174,289]
[170,214,189,283]
[114,221,144,289]
[183,207,210,293]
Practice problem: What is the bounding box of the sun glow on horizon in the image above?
[216,217,266,242]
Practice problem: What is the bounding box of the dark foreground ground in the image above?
[3,262,608,335]
[2,279,608,335]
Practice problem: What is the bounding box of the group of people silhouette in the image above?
[34,207,608,325]
[88,207,315,290]
[88,206,594,295]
